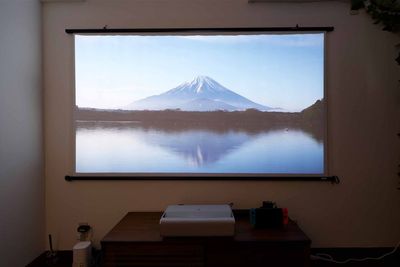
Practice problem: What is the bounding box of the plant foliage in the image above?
[351,0,400,64]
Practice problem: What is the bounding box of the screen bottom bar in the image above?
[65,175,340,183]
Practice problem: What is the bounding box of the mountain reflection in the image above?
[141,129,252,166]
[76,121,320,167]
[76,121,323,173]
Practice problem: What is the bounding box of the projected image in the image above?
[74,33,325,174]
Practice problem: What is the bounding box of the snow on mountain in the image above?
[125,76,271,111]
[179,98,238,112]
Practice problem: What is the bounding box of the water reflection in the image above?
[142,130,252,166]
[76,122,323,174]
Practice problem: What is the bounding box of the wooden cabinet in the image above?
[101,211,311,267]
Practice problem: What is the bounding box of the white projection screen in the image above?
[73,30,327,178]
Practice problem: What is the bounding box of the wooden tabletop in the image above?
[101,211,311,245]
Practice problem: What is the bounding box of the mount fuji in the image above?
[124,76,271,112]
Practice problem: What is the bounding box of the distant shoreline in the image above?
[75,107,302,124]
[75,107,323,141]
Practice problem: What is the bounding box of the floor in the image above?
[27,248,399,267]
[310,247,399,267]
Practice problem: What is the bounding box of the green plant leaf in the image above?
[351,0,365,10]
[395,52,400,65]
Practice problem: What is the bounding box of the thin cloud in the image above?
[178,33,323,47]
[76,34,323,47]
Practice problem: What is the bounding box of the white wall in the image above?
[43,0,400,249]
[0,0,44,266]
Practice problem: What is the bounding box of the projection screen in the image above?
[73,31,326,177]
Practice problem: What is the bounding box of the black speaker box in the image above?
[250,208,283,228]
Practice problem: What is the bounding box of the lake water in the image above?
[76,124,323,174]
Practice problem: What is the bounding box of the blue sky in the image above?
[75,33,324,112]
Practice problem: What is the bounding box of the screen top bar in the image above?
[65,26,334,34]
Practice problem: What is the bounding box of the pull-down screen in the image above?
[74,32,326,176]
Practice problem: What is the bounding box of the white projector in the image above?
[73,241,92,267]
[159,204,235,237]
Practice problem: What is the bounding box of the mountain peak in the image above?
[125,76,272,111]
[193,75,213,83]
[187,75,225,94]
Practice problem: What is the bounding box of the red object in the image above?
[282,208,289,225]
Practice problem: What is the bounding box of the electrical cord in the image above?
[310,241,400,264]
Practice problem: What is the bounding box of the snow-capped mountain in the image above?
[125,76,271,111]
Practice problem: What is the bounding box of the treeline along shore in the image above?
[75,100,324,141]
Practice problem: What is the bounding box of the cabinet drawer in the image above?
[103,242,204,267]
[206,242,309,267]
